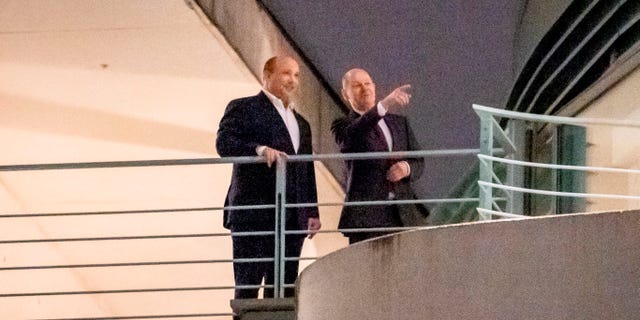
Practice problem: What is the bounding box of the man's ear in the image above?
[341,88,349,104]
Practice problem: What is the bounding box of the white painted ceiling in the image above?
[0,0,261,214]
[0,0,261,317]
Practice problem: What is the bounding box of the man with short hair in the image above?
[332,68,427,244]
[217,55,321,298]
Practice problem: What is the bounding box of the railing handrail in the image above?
[0,198,494,219]
[473,103,640,128]
[1,148,484,302]
[0,149,480,172]
[478,181,640,201]
[478,154,640,175]
[475,103,640,221]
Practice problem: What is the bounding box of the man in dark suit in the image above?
[331,68,427,244]
[216,56,321,299]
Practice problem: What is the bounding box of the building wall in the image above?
[578,66,640,212]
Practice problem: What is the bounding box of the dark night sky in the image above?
[263,0,523,197]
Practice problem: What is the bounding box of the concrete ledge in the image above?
[297,210,640,320]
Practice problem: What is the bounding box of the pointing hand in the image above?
[380,84,412,111]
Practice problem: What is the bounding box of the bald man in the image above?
[331,68,428,244]
[217,56,320,298]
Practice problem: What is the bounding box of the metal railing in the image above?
[474,104,640,219]
[0,149,482,319]
[8,104,639,319]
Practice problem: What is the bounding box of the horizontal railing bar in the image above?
[474,104,640,128]
[38,313,234,320]
[478,181,640,200]
[478,154,640,175]
[334,226,432,233]
[0,207,220,218]
[0,231,278,245]
[2,225,468,247]
[283,228,403,236]
[1,197,513,219]
[0,204,275,219]
[0,227,428,244]
[0,285,270,298]
[286,149,482,162]
[298,257,319,261]
[283,226,433,235]
[296,197,506,208]
[0,258,274,271]
[0,149,485,172]
[476,208,530,219]
[0,234,223,244]
[286,197,485,208]
[6,214,533,243]
[3,256,326,272]
[0,157,261,172]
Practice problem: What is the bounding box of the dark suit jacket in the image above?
[331,107,427,230]
[216,91,319,231]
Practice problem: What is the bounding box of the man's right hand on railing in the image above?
[256,146,288,168]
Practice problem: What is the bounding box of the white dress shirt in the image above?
[355,102,410,177]
[257,89,300,154]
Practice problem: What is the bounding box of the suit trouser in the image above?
[347,204,402,244]
[231,224,305,299]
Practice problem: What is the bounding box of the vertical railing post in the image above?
[274,156,287,298]
[506,119,526,214]
[478,109,493,220]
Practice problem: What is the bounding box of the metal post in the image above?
[478,111,493,220]
[274,156,287,298]
[506,120,526,214]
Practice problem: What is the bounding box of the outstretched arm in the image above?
[331,108,382,151]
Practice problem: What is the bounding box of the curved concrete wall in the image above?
[297,210,640,320]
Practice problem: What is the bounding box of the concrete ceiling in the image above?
[0,1,261,317]
[0,0,260,214]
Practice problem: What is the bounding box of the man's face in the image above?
[342,69,376,113]
[264,57,300,104]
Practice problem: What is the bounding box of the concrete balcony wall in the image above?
[297,210,640,320]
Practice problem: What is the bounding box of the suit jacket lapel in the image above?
[350,110,390,151]
[257,92,296,154]
[294,111,310,154]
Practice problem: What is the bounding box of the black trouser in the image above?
[347,204,402,245]
[231,225,305,299]
[348,231,395,244]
